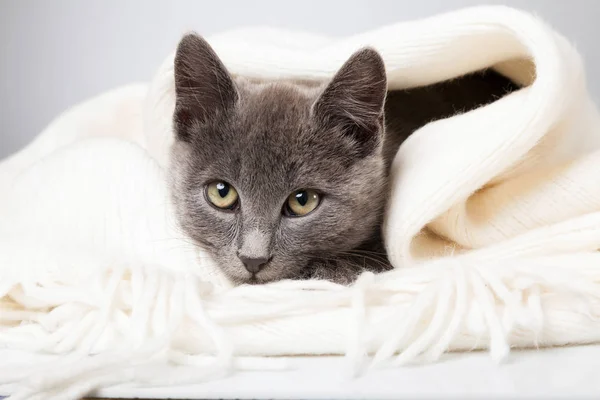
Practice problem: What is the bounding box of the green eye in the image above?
[206,181,239,210]
[285,189,320,217]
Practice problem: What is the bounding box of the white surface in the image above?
[2,345,599,398]
[95,346,600,398]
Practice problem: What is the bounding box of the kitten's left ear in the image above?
[173,33,238,142]
[312,48,387,156]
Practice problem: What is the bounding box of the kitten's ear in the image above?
[173,33,238,141]
[312,48,387,156]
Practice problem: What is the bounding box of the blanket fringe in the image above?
[2,252,600,398]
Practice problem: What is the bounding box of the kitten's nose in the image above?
[239,255,270,274]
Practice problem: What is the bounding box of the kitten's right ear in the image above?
[312,48,387,157]
[173,33,238,141]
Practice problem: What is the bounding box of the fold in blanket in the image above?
[2,5,600,399]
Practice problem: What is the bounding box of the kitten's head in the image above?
[169,33,387,284]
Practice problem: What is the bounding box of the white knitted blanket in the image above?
[2,5,600,399]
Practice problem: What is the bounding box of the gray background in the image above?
[1,0,598,159]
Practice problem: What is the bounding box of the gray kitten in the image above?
[169,33,517,285]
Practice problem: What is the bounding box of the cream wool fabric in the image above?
[2,5,600,399]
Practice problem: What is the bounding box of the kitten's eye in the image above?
[284,189,320,217]
[206,181,239,210]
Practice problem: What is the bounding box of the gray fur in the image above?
[169,33,518,285]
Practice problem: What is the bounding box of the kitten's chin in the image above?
[223,266,299,286]
[227,272,281,286]
[223,271,253,286]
